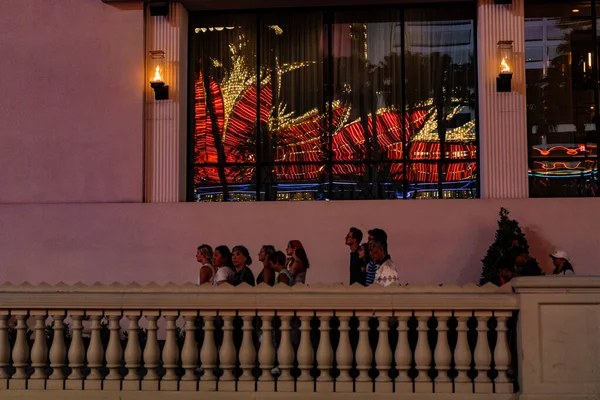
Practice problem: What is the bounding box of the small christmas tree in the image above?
[480,208,529,286]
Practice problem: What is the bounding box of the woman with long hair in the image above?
[290,247,310,285]
[212,245,236,286]
[232,245,256,286]
[196,244,215,285]
[550,250,575,275]
[285,240,303,269]
[356,243,370,285]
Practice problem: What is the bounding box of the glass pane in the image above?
[331,10,404,162]
[525,1,597,176]
[406,162,439,199]
[258,163,328,201]
[192,14,258,165]
[329,163,404,199]
[441,162,478,198]
[193,165,257,202]
[404,7,477,163]
[260,12,326,165]
[529,159,598,197]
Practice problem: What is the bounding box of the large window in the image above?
[189,5,478,201]
[526,1,599,197]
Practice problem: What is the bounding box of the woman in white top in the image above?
[212,245,236,286]
[196,244,216,285]
[550,250,575,276]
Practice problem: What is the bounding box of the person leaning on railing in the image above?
[550,250,575,275]
[196,244,216,286]
[212,245,236,286]
[269,251,294,286]
[368,239,399,287]
[232,245,256,287]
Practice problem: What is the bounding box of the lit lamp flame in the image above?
[500,57,511,73]
[152,66,163,83]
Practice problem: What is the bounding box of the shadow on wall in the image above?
[524,226,555,275]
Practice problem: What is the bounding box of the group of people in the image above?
[345,227,400,287]
[498,240,575,286]
[195,241,309,287]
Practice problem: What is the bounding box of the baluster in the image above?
[29,312,48,388]
[335,312,353,392]
[315,311,333,393]
[375,312,393,393]
[123,312,142,390]
[85,313,104,390]
[355,312,373,392]
[297,312,314,392]
[104,312,123,390]
[180,312,198,390]
[277,311,295,392]
[142,312,160,391]
[66,312,84,390]
[257,311,275,392]
[394,311,412,393]
[454,311,472,393]
[11,312,29,389]
[238,312,256,391]
[48,313,67,384]
[493,311,513,394]
[0,312,10,387]
[433,311,452,393]
[199,311,217,391]
[474,312,493,393]
[161,312,179,391]
[218,312,236,392]
[414,312,432,393]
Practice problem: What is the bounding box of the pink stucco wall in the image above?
[0,199,597,286]
[0,0,144,203]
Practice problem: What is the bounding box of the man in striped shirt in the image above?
[365,228,388,286]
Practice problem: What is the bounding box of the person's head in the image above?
[292,247,310,271]
[196,244,213,264]
[232,245,252,268]
[286,240,304,256]
[346,227,363,247]
[213,245,232,268]
[368,239,387,264]
[258,245,276,264]
[509,246,529,266]
[497,256,516,283]
[269,251,287,272]
[358,243,370,262]
[550,250,570,271]
[368,229,388,252]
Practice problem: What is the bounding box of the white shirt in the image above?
[374,258,399,287]
[212,266,235,286]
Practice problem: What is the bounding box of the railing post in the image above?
[355,312,373,393]
[142,311,160,391]
[297,311,314,392]
[414,311,433,393]
[375,311,393,393]
[199,310,217,391]
[238,311,257,392]
[66,311,85,389]
[335,311,353,393]
[394,311,412,393]
[493,311,513,394]
[104,311,123,390]
[218,311,237,392]
[10,311,29,389]
[48,312,67,386]
[161,311,180,391]
[123,311,142,390]
[180,311,199,391]
[29,311,48,388]
[454,311,472,393]
[474,311,493,393]
[277,311,295,392]
[0,312,9,388]
[84,312,104,390]
[257,310,275,392]
[315,311,334,393]
[433,311,452,393]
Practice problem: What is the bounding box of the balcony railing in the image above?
[0,277,597,399]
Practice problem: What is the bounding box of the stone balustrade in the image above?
[0,277,598,400]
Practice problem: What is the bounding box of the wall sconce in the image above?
[496,41,514,93]
[149,50,168,100]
